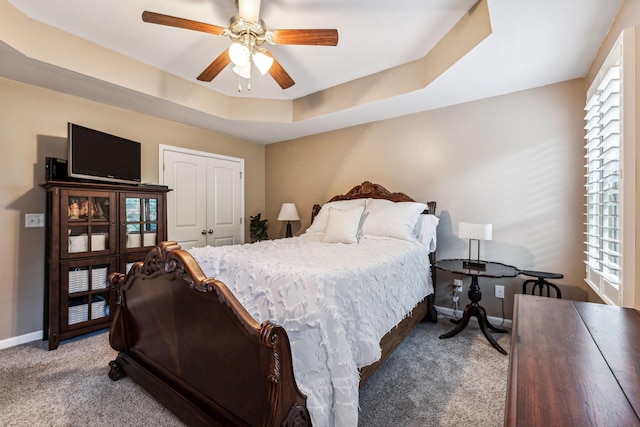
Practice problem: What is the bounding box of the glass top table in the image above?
[435,259,520,279]
[434,259,520,354]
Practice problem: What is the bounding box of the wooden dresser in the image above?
[505,295,640,426]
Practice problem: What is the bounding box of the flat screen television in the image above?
[68,123,141,185]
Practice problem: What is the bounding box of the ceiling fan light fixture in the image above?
[252,51,274,75]
[232,62,252,79]
[229,42,251,66]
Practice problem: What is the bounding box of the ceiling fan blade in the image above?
[238,0,261,23]
[269,29,338,46]
[197,50,231,82]
[142,11,226,36]
[264,52,295,89]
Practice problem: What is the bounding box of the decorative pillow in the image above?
[305,198,367,234]
[414,214,440,251]
[361,198,427,241]
[322,206,365,244]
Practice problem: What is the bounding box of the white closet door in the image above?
[163,150,207,249]
[161,146,244,249]
[206,157,242,247]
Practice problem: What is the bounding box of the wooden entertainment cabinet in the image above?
[42,181,169,350]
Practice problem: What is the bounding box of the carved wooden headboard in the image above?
[310,181,436,223]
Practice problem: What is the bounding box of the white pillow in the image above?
[305,199,367,234]
[361,198,427,241]
[414,214,440,251]
[322,206,365,244]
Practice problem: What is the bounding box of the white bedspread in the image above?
[188,234,433,427]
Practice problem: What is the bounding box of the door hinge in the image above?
[239,171,243,179]
[240,217,243,224]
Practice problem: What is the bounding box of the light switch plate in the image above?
[25,213,45,228]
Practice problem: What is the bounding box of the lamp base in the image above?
[285,222,293,238]
[463,260,486,270]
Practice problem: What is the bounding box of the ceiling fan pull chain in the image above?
[238,74,242,92]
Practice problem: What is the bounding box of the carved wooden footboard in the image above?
[108,241,310,427]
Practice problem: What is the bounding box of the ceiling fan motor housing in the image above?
[228,15,266,47]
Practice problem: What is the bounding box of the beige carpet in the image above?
[358,316,510,426]
[0,315,510,426]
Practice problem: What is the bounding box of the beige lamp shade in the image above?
[278,203,300,221]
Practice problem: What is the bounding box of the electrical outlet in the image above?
[25,213,45,228]
[495,284,505,299]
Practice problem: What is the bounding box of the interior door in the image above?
[162,146,243,249]
[163,150,207,249]
[206,157,242,246]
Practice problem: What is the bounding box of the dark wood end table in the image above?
[434,258,519,354]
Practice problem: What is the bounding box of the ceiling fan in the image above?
[142,0,339,90]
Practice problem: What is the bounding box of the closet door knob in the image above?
[201,230,207,235]
[208,229,213,234]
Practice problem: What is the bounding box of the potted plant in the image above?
[249,213,269,242]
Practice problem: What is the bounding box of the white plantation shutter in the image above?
[583,38,622,305]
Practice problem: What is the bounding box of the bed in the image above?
[108,181,438,426]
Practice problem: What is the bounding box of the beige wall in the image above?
[266,79,588,319]
[0,76,265,341]
[5,0,639,343]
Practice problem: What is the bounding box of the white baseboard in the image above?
[0,330,43,350]
[435,305,512,329]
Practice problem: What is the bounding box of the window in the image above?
[585,32,636,306]
[585,61,622,304]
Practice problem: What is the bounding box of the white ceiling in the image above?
[1,0,623,144]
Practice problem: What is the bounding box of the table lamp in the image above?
[277,203,300,238]
[458,222,492,270]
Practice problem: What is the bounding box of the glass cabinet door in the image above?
[121,193,163,252]
[61,190,116,258]
[61,257,115,330]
